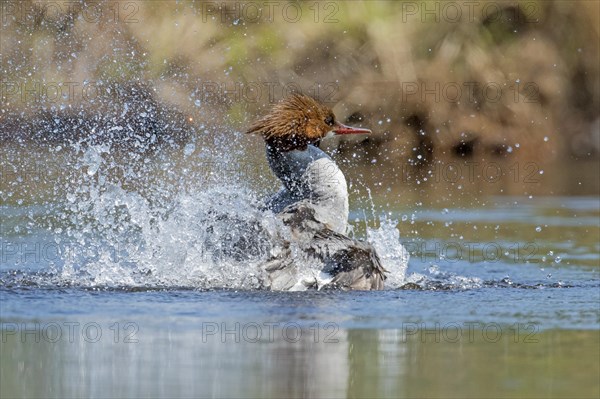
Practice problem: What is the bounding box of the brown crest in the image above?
[246,94,336,151]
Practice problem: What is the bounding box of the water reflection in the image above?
[1,324,598,398]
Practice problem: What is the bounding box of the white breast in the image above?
[302,157,349,234]
[266,144,350,234]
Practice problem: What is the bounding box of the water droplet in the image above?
[184,143,195,157]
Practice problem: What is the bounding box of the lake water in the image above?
[1,141,599,398]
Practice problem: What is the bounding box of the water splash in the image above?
[51,136,412,290]
[367,217,410,288]
[403,265,484,290]
[59,183,285,289]
[49,124,292,289]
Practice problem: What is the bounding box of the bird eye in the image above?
[324,115,334,126]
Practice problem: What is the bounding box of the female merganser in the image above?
[247,94,387,291]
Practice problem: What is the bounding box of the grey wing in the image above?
[309,229,387,291]
[277,202,387,291]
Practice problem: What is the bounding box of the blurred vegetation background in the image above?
[1,0,599,166]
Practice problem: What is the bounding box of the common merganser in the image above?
[247,94,387,291]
